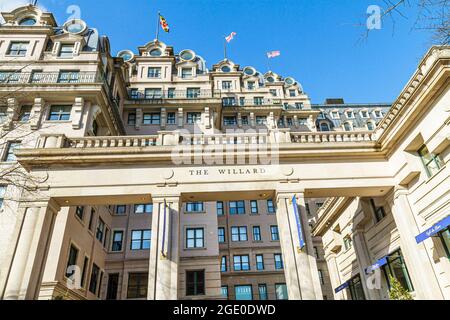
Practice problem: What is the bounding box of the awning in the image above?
[365,257,388,274]
[415,215,450,244]
[334,281,350,294]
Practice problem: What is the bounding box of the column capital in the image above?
[151,194,181,203]
[17,198,60,213]
[276,190,305,202]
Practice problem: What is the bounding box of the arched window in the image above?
[367,121,375,131]
[320,122,330,132]
[344,122,353,132]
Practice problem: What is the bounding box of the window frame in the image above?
[233,255,251,271]
[186,227,205,249]
[186,270,205,296]
[7,41,29,56]
[130,229,151,251]
[231,226,248,242]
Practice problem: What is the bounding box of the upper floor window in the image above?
[320,122,330,132]
[186,228,204,248]
[66,244,79,278]
[58,44,75,58]
[112,230,124,252]
[144,88,162,99]
[75,206,85,220]
[131,230,151,250]
[58,71,80,83]
[233,255,250,271]
[19,106,32,122]
[331,111,340,119]
[254,97,264,106]
[143,113,161,125]
[418,145,443,178]
[96,218,105,242]
[256,116,267,125]
[295,103,304,110]
[127,273,149,299]
[270,89,277,97]
[253,226,262,241]
[371,199,386,223]
[19,17,37,26]
[222,81,232,90]
[343,236,353,251]
[222,97,236,106]
[130,89,139,99]
[7,42,28,56]
[218,227,226,243]
[374,110,383,118]
[360,110,369,118]
[217,201,224,216]
[274,254,284,270]
[247,81,255,90]
[147,67,161,78]
[0,186,5,209]
[4,141,21,162]
[167,112,176,125]
[346,110,355,119]
[271,226,280,241]
[344,122,353,132]
[367,121,376,131]
[289,89,296,97]
[48,105,71,121]
[250,200,259,214]
[241,115,249,125]
[134,204,153,214]
[0,71,20,84]
[186,112,201,124]
[115,205,126,215]
[267,200,275,214]
[186,270,205,296]
[229,201,245,215]
[186,202,204,213]
[127,113,136,125]
[231,227,248,242]
[223,116,237,126]
[186,88,200,99]
[181,68,193,79]
[256,255,265,270]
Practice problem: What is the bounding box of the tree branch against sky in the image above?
[364,0,449,44]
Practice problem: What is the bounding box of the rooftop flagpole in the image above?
[156,11,160,41]
[224,36,227,60]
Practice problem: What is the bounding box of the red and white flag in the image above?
[225,32,237,43]
[267,51,281,59]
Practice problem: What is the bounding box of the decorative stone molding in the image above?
[135,108,142,131]
[2,98,19,130]
[177,108,184,128]
[160,108,167,129]
[30,98,45,130]
[71,97,85,130]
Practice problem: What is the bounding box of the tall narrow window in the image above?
[4,141,20,162]
[88,208,95,231]
[348,274,366,300]
[19,106,32,122]
[112,230,124,252]
[65,245,79,278]
[271,226,280,241]
[253,226,262,242]
[75,206,84,220]
[275,284,288,300]
[267,200,275,214]
[371,199,386,223]
[167,112,176,124]
[256,255,265,271]
[221,256,227,272]
[418,145,443,177]
[318,270,325,285]
[250,201,259,214]
[106,274,119,300]
[258,284,268,300]
[217,201,224,216]
[274,254,284,270]
[96,218,105,242]
[382,250,414,292]
[80,257,89,288]
[218,227,226,243]
[89,264,100,294]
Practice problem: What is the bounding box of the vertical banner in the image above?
[292,195,306,250]
[161,200,169,258]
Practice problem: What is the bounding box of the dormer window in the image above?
[222,81,232,90]
[367,121,375,131]
[181,68,193,79]
[374,110,383,118]
[266,77,275,83]
[346,110,355,119]
[247,81,255,90]
[243,67,256,76]
[344,122,353,131]
[148,67,161,78]
[289,89,296,97]
[331,111,340,119]
[149,48,162,57]
[63,19,87,35]
[19,17,37,26]
[270,89,277,97]
[58,44,75,58]
[180,50,195,61]
[360,110,369,118]
[7,42,28,57]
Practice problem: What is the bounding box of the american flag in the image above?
[267,51,281,59]
[225,32,237,43]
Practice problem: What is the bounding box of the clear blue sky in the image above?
[28,0,435,103]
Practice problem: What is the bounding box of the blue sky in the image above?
[6,0,436,103]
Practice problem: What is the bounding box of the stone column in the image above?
[352,230,381,300]
[390,188,444,300]
[1,199,60,300]
[324,252,344,300]
[276,191,323,300]
[148,195,181,300]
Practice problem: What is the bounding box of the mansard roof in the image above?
[1,5,57,27]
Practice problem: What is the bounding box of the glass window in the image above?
[439,228,450,259]
[320,122,330,132]
[247,81,255,90]
[186,228,204,248]
[167,88,176,98]
[96,218,105,242]
[88,208,95,231]
[348,275,366,300]
[48,105,71,121]
[130,89,139,99]
[222,97,236,107]
[144,88,162,99]
[131,230,151,250]
[256,116,267,125]
[4,141,20,162]
[418,145,443,178]
[149,48,162,57]
[233,255,250,271]
[167,112,176,125]
[222,81,232,90]
[274,254,284,270]
[258,284,268,300]
[221,286,229,299]
[147,67,161,78]
[289,89,296,97]
[186,112,201,124]
[19,17,37,26]
[19,106,32,122]
[229,201,245,215]
[143,113,160,125]
[127,273,148,299]
[344,122,353,131]
[186,202,204,212]
[331,111,340,119]
[267,200,275,214]
[250,201,259,214]
[75,206,84,220]
[241,116,249,125]
[367,121,375,131]
[374,110,383,118]
[89,264,100,294]
[254,97,264,106]
[221,66,231,73]
[181,68,193,79]
[218,227,226,243]
[382,250,414,292]
[0,71,20,84]
[295,103,304,109]
[361,110,369,118]
[314,247,320,259]
[269,89,277,97]
[253,226,262,242]
[80,257,89,288]
[186,271,205,296]
[115,205,126,215]
[346,111,355,119]
[217,201,224,216]
[343,236,353,251]
[58,44,75,58]
[7,42,28,56]
[318,270,325,285]
[235,285,253,300]
[271,226,280,241]
[112,231,124,252]
[231,227,248,242]
[127,113,136,125]
[106,273,119,300]
[221,256,227,272]
[58,70,79,83]
[66,245,79,278]
[256,255,264,271]
[223,116,237,125]
[371,199,386,222]
[275,284,288,300]
[186,88,201,99]
[134,204,153,214]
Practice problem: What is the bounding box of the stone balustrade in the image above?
[290,131,377,143]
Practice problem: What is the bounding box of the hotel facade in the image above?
[0,5,448,301]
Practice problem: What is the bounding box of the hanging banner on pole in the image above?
[292,195,306,250]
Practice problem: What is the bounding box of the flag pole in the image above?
[224,37,227,60]
[156,11,160,41]
[266,54,271,72]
